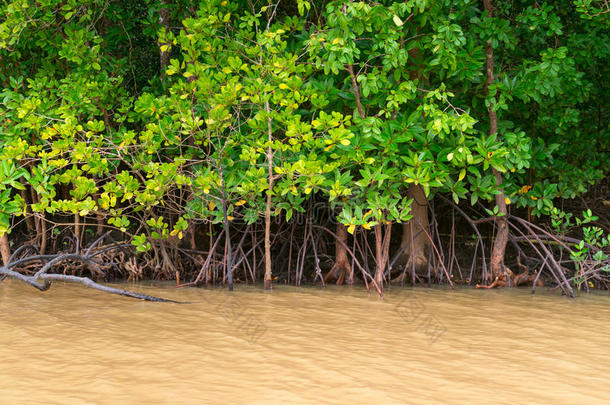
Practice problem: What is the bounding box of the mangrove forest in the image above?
[0,0,608,299]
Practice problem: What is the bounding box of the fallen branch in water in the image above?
[0,232,178,303]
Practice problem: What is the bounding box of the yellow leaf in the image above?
[160,44,170,52]
[393,15,404,26]
[340,139,350,146]
[362,223,371,230]
[458,168,466,181]
[178,232,183,240]
[208,200,215,210]
[227,215,234,221]
[347,224,356,234]
[505,197,511,205]
[332,37,341,45]
[278,83,290,90]
[235,200,246,206]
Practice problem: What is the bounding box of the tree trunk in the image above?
[400,184,430,272]
[94,191,105,237]
[374,222,392,289]
[264,100,273,290]
[400,44,432,275]
[32,187,47,254]
[0,234,10,266]
[220,173,233,291]
[342,64,369,286]
[39,214,47,255]
[159,1,171,77]
[20,186,35,234]
[484,0,509,280]
[96,207,105,237]
[74,213,81,250]
[325,223,352,285]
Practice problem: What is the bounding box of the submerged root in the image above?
[476,267,544,289]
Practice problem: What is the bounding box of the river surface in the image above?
[0,281,609,404]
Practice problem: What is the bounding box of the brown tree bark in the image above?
[96,211,104,236]
[74,213,81,250]
[324,222,353,285]
[400,184,430,272]
[39,214,47,255]
[29,189,47,255]
[0,234,10,266]
[159,1,171,77]
[20,186,35,235]
[374,223,392,288]
[484,0,509,280]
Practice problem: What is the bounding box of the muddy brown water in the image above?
[0,281,609,404]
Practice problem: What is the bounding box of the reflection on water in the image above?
[1,281,609,404]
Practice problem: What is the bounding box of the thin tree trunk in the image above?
[32,188,47,254]
[31,187,41,237]
[264,100,273,290]
[39,214,47,255]
[207,222,213,284]
[96,212,104,236]
[20,186,35,234]
[189,222,197,250]
[159,1,171,77]
[484,0,509,280]
[94,192,104,236]
[220,168,233,291]
[342,64,368,285]
[374,223,392,288]
[74,213,81,251]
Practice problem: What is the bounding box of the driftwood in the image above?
[0,232,178,303]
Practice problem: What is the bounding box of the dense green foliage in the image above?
[0,0,607,286]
